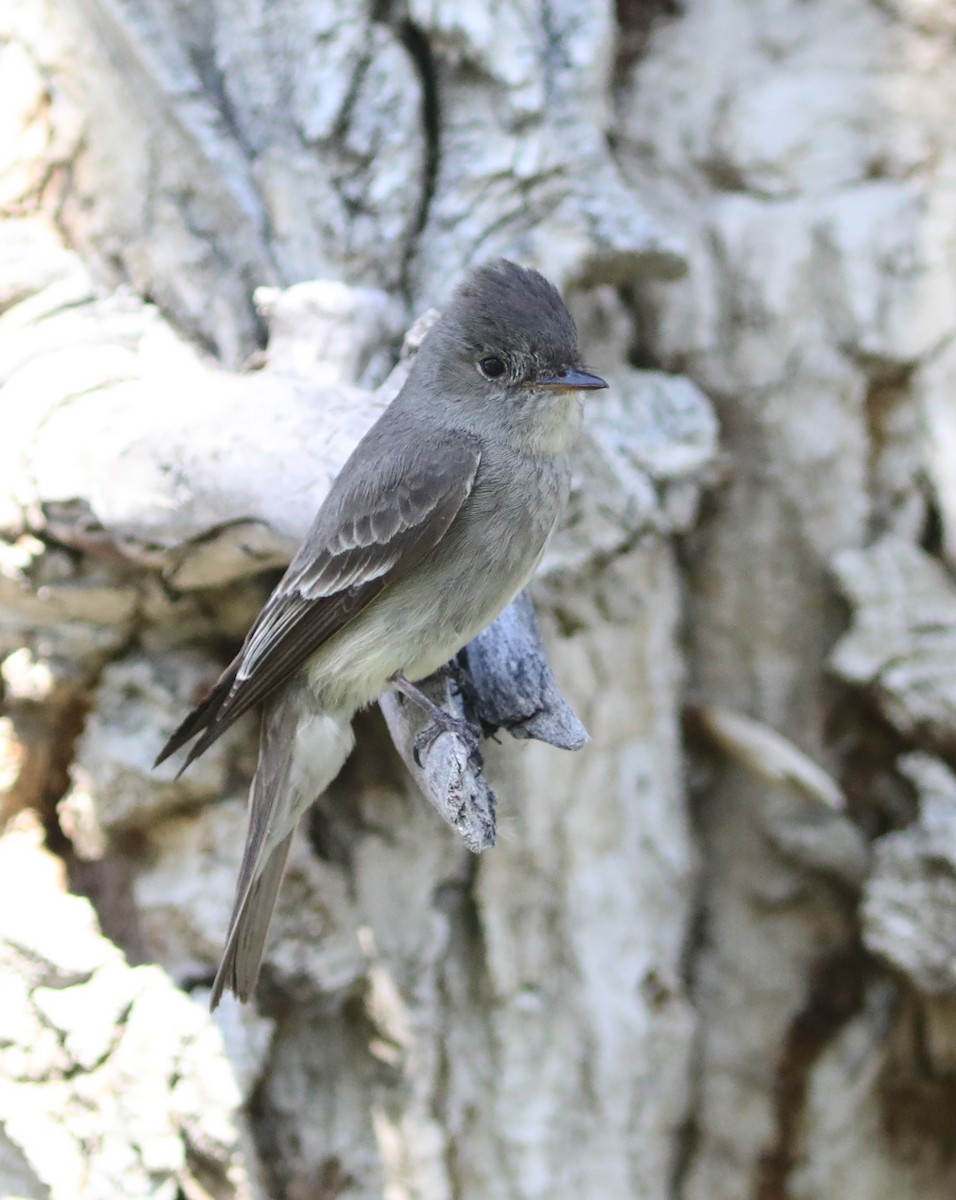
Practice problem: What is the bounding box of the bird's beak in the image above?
[530,368,609,392]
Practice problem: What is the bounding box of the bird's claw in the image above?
[413,711,484,769]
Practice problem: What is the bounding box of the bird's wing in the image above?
[155,431,482,770]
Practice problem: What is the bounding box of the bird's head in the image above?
[415,259,607,451]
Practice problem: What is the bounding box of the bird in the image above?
[154,258,607,1007]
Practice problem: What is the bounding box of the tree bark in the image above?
[3,1,956,1198]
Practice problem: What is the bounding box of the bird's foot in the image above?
[391,673,484,768]
[412,712,484,769]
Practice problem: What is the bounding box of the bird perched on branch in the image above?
[155,258,607,1007]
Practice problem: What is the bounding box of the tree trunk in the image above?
[3,1,956,1198]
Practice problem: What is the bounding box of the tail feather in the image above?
[207,681,355,1008]
[209,830,295,1008]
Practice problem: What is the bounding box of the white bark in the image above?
[618,1,956,1196]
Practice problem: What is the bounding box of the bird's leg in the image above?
[390,672,483,767]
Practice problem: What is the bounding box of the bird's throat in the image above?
[523,391,584,456]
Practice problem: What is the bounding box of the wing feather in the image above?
[155,431,481,770]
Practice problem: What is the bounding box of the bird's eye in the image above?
[478,355,506,380]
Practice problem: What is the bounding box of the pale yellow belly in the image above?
[304,538,546,713]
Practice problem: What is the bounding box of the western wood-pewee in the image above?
[155,259,607,1007]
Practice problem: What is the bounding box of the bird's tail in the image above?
[210,829,295,1008]
[209,682,354,1009]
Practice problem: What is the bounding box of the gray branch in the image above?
[379,671,496,854]
[466,591,589,749]
[378,591,589,852]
